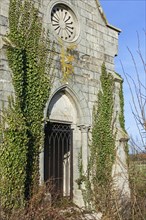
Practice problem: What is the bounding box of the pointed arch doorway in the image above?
[44,122,73,198]
[44,88,80,199]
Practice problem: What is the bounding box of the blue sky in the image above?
[100,0,146,143]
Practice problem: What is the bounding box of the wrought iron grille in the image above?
[44,122,73,198]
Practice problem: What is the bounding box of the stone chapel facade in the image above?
[0,0,130,207]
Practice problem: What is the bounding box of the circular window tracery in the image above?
[51,4,79,42]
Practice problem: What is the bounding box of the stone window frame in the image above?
[47,0,81,43]
[51,3,79,42]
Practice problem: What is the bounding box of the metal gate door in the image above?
[44,122,73,198]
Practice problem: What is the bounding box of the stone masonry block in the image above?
[0,70,12,81]
[89,93,97,102]
[80,9,93,20]
[0,15,8,26]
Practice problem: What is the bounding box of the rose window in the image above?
[51,4,78,42]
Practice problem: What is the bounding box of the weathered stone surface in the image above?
[0,15,8,26]
[0,0,130,209]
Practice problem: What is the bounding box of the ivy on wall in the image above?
[76,65,129,214]
[0,0,54,209]
[89,63,116,211]
[90,63,115,183]
[119,82,125,130]
[115,72,129,155]
[77,63,116,211]
[119,80,129,156]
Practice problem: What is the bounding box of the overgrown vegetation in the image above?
[129,155,146,220]
[1,0,146,219]
[77,64,116,214]
[0,182,84,220]
[90,64,115,190]
[88,63,116,212]
[0,0,54,210]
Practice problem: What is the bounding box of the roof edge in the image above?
[107,24,121,33]
[96,0,121,33]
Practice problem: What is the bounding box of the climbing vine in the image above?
[119,83,125,129]
[119,79,129,156]
[77,63,116,211]
[0,0,54,209]
[89,63,116,210]
[114,72,129,156]
[59,40,76,82]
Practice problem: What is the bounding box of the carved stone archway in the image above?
[39,86,90,205]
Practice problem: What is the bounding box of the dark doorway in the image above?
[44,122,73,198]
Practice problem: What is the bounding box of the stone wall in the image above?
[42,0,121,122]
[0,0,130,208]
[0,0,121,122]
[0,0,13,110]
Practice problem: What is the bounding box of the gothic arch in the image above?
[40,85,91,203]
[44,85,91,125]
